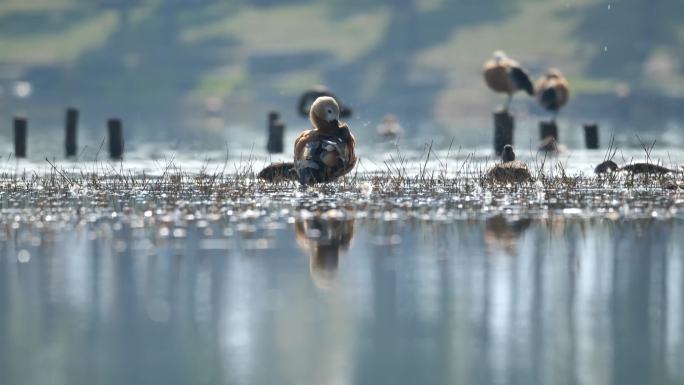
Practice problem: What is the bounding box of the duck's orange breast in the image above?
[293,129,356,183]
[484,62,513,94]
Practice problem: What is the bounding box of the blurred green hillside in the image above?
[0,0,682,141]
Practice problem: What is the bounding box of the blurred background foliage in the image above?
[0,0,682,144]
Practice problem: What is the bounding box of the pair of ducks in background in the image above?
[482,51,680,180]
[483,50,569,119]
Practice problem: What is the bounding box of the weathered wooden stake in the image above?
[267,111,284,153]
[107,119,124,160]
[13,117,27,158]
[583,123,599,149]
[493,110,514,155]
[539,121,558,142]
[65,107,79,157]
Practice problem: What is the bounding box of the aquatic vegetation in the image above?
[0,144,682,237]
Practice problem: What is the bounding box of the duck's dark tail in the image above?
[510,67,534,96]
[257,162,297,182]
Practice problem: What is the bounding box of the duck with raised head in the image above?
[483,50,534,111]
[535,69,570,121]
[594,160,678,175]
[486,144,532,183]
[258,96,357,185]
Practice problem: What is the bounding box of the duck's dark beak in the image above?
[330,119,339,129]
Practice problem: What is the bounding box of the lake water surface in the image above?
[2,213,683,385]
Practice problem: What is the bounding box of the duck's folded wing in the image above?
[294,129,357,182]
[330,135,357,179]
[510,67,534,95]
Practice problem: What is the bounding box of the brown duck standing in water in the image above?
[486,144,532,183]
[594,160,678,174]
[535,69,570,121]
[483,50,534,111]
[258,96,357,185]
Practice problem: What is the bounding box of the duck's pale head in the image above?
[310,96,341,130]
[502,144,515,162]
[493,50,508,63]
[545,68,563,79]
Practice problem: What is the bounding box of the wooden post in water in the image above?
[65,107,79,157]
[267,111,284,153]
[13,117,27,158]
[583,123,599,149]
[539,121,558,142]
[539,121,559,152]
[493,110,514,155]
[107,119,124,160]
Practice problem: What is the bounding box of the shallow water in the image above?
[1,143,684,385]
[4,143,684,177]
[1,213,683,385]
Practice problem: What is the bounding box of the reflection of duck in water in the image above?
[483,50,534,111]
[594,160,679,174]
[258,97,357,185]
[486,144,532,183]
[484,215,532,255]
[295,215,355,290]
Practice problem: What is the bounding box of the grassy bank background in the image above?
[0,0,682,144]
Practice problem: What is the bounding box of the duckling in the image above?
[535,69,570,121]
[486,144,532,183]
[377,114,402,140]
[483,50,534,111]
[594,160,677,175]
[258,96,356,185]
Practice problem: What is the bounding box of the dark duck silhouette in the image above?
[594,160,678,175]
[486,144,532,183]
[483,50,534,111]
[258,96,357,185]
[535,69,569,122]
[297,85,352,118]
